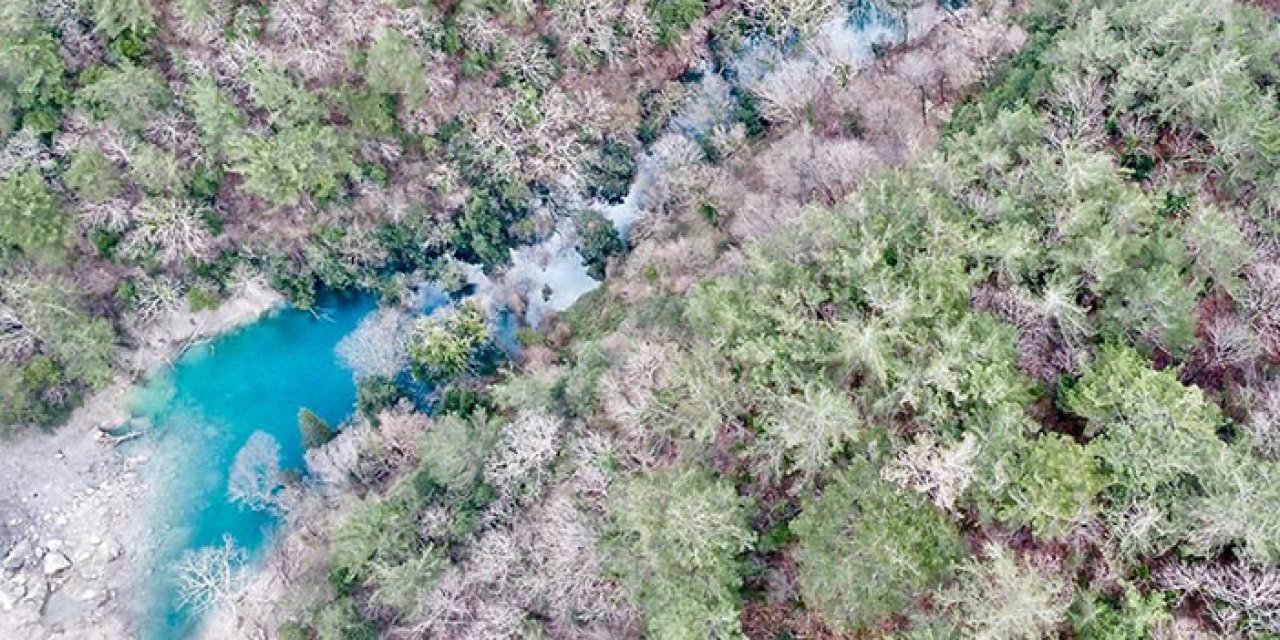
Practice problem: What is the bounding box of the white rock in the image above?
[0,581,25,611]
[22,578,47,606]
[102,539,123,562]
[41,552,71,576]
[3,539,32,571]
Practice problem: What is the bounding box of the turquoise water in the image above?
[127,292,376,638]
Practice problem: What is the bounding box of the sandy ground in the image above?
[0,280,282,639]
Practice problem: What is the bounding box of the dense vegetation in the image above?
[7,0,1280,638]
[0,0,730,430]
[263,0,1280,638]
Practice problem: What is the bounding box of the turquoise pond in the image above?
[124,292,377,638]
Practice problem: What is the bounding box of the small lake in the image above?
[126,292,376,638]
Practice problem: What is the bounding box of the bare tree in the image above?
[882,433,980,512]
[1159,561,1280,635]
[174,534,249,616]
[484,409,563,499]
[336,308,410,379]
[122,198,215,265]
[228,431,288,513]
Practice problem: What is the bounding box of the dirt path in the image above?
[0,280,282,639]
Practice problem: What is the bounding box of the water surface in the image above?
[127,292,376,638]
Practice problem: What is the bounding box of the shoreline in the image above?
[0,279,283,640]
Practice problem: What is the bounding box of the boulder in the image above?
[42,552,71,576]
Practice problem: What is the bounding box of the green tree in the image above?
[606,465,754,639]
[944,544,1073,640]
[1064,346,1223,510]
[299,407,336,450]
[63,148,123,202]
[0,170,66,256]
[78,62,170,131]
[649,0,706,46]
[365,30,427,105]
[0,25,67,134]
[88,0,156,39]
[576,208,624,279]
[313,597,375,640]
[1000,433,1103,539]
[408,302,490,382]
[187,76,244,157]
[791,463,962,632]
[1071,583,1171,640]
[227,125,356,207]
